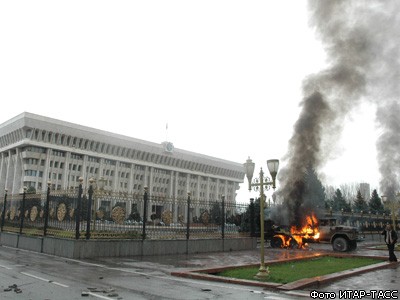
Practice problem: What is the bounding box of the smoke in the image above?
[376,103,400,200]
[276,0,400,225]
[276,91,335,225]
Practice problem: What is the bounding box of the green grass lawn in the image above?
[216,256,384,284]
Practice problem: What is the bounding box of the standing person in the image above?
[381,224,398,262]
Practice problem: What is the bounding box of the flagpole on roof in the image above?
[165,122,168,142]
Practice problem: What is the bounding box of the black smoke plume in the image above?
[377,103,400,201]
[276,1,400,225]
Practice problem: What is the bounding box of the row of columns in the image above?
[0,149,238,205]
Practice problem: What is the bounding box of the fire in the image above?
[291,213,320,247]
[273,213,320,249]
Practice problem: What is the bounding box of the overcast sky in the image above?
[0,1,380,201]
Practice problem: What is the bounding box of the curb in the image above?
[171,253,399,291]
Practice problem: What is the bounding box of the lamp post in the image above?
[75,177,83,240]
[186,191,191,241]
[142,186,148,241]
[43,181,51,236]
[243,157,279,278]
[19,186,27,234]
[94,176,106,231]
[86,178,94,240]
[382,194,400,230]
[1,189,8,231]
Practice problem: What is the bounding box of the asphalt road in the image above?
[0,245,277,300]
[1,235,398,300]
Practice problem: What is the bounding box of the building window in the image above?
[24,170,37,176]
[88,156,99,163]
[71,153,83,160]
[25,146,46,153]
[52,150,65,157]
[25,129,32,138]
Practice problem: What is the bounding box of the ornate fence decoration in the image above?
[1,187,397,241]
[0,187,251,240]
[327,211,399,234]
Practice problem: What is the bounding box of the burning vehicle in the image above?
[265,213,361,252]
[317,217,361,252]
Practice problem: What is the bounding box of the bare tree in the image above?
[339,183,359,205]
[324,185,336,205]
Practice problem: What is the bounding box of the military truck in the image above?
[317,218,362,251]
[265,218,362,252]
[264,220,308,249]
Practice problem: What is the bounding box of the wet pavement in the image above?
[95,233,399,299]
[0,233,398,299]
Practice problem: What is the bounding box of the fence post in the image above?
[142,186,148,240]
[186,192,191,240]
[1,189,8,231]
[221,195,225,239]
[250,198,255,237]
[75,177,83,239]
[43,182,51,236]
[86,178,94,240]
[19,187,27,234]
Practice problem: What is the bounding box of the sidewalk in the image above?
[92,234,399,299]
[302,239,400,296]
[132,234,399,297]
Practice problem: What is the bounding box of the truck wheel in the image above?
[332,237,349,252]
[271,236,283,248]
[348,240,357,251]
[289,239,299,249]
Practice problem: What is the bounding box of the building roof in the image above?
[0,112,245,180]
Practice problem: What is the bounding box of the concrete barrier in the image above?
[0,232,256,259]
[0,232,18,248]
[17,235,43,252]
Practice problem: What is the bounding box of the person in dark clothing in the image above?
[381,224,398,262]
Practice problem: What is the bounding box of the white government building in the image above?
[0,113,244,214]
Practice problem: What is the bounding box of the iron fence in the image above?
[328,211,399,234]
[0,187,254,240]
[2,187,396,241]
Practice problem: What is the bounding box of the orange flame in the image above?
[276,213,320,249]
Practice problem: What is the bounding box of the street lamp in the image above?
[86,178,94,240]
[43,181,51,236]
[1,189,8,231]
[19,186,27,234]
[93,176,106,231]
[382,194,400,230]
[75,177,84,240]
[244,156,279,278]
[98,176,106,190]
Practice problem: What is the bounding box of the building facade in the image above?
[0,113,244,210]
[359,183,371,202]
